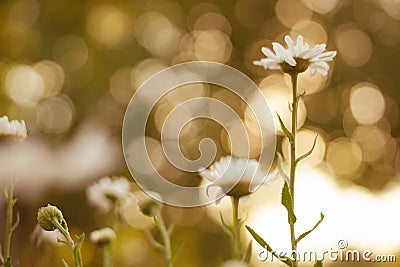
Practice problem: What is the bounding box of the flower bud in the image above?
[137,193,161,217]
[89,227,116,246]
[37,204,65,231]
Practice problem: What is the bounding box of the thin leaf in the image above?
[145,231,164,250]
[243,241,252,264]
[75,232,85,247]
[245,225,293,266]
[220,213,233,236]
[277,113,294,142]
[73,233,84,267]
[167,241,183,265]
[57,237,68,245]
[314,260,323,267]
[296,213,324,244]
[11,213,20,233]
[298,91,306,99]
[277,153,290,184]
[281,182,296,224]
[295,135,318,164]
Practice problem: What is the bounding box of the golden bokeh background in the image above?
[0,0,399,266]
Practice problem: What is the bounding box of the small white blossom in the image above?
[86,176,131,213]
[0,116,27,138]
[199,156,277,199]
[89,227,116,246]
[253,35,337,76]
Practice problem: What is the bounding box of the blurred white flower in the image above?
[31,224,64,246]
[120,192,154,230]
[199,156,277,199]
[0,121,122,201]
[89,227,116,246]
[253,35,336,76]
[0,116,27,138]
[86,176,131,213]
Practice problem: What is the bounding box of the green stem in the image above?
[102,245,112,267]
[154,211,172,267]
[52,218,83,267]
[231,196,241,260]
[289,73,299,267]
[3,184,14,262]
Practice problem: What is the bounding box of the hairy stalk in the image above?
[52,218,83,267]
[154,211,172,267]
[289,73,299,267]
[231,196,241,259]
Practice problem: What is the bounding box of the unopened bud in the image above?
[37,204,65,231]
[137,193,161,217]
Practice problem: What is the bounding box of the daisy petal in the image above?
[318,69,328,76]
[309,66,317,76]
[214,187,225,205]
[312,51,337,61]
[272,42,287,58]
[303,44,326,59]
[285,35,295,55]
[310,61,329,76]
[253,60,265,66]
[313,60,329,70]
[261,47,277,59]
[268,64,281,70]
[284,56,297,66]
[295,35,304,55]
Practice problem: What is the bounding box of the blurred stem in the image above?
[289,73,299,267]
[51,218,83,267]
[4,183,18,265]
[231,196,241,260]
[154,211,172,267]
[102,245,112,267]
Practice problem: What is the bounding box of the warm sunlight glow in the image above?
[248,168,400,266]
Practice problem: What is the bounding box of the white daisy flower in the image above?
[253,35,337,76]
[86,176,131,213]
[0,116,27,139]
[199,156,277,199]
